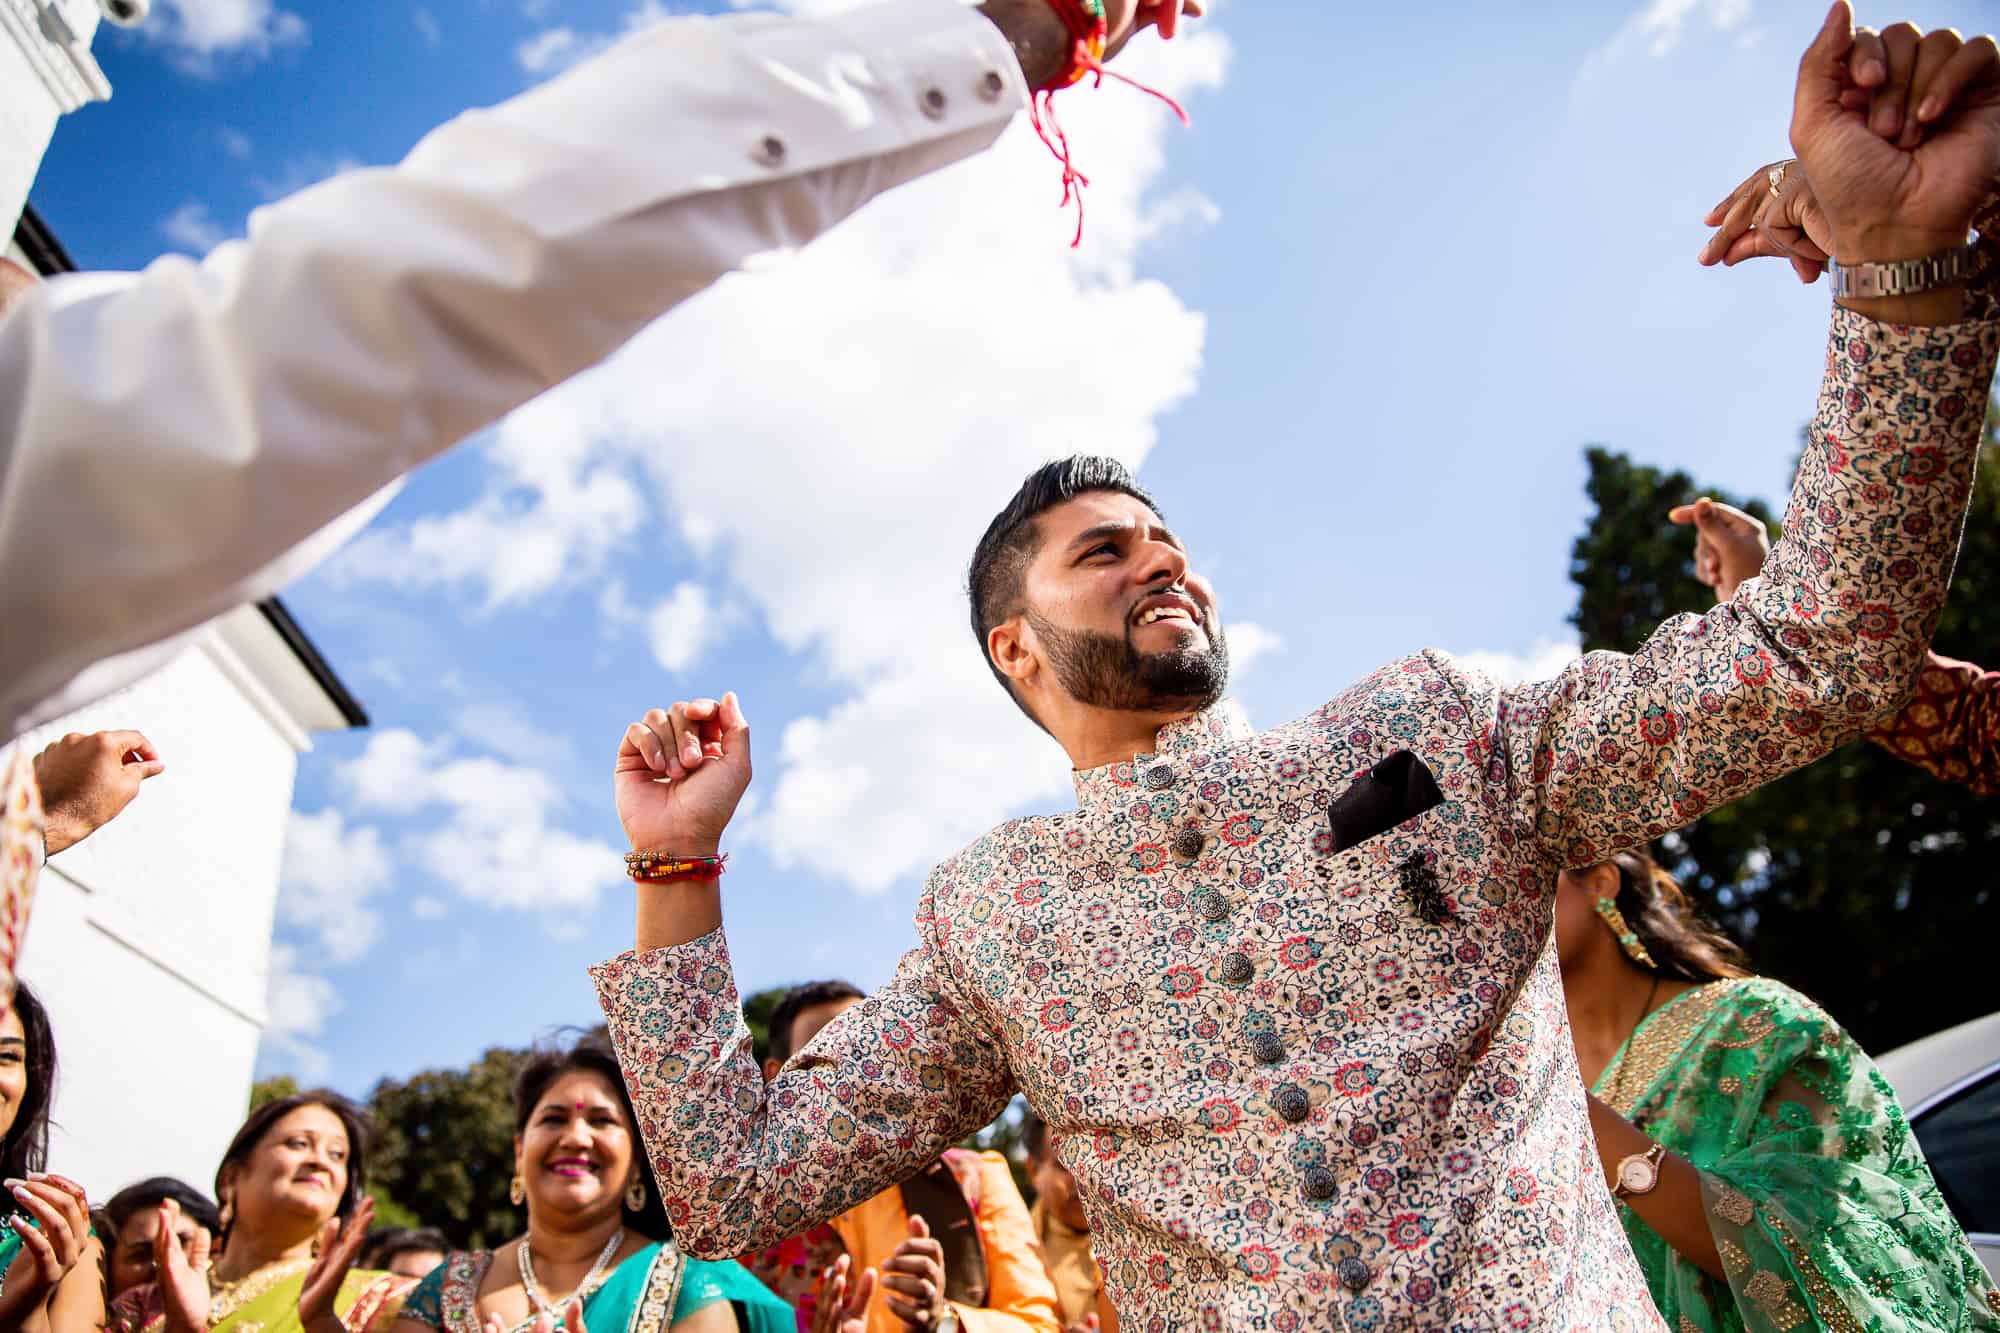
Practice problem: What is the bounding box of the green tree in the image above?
[367,1046,530,1249]
[1568,397,2000,1052]
[248,1076,300,1110]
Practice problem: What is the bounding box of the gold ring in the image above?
[1767,161,1791,198]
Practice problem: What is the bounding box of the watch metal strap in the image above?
[1830,237,1977,299]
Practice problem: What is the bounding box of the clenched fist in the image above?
[615,694,752,857]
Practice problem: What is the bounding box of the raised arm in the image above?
[0,0,1071,742]
[592,697,1015,1258]
[1486,5,2000,867]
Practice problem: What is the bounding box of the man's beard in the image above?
[1026,607,1230,715]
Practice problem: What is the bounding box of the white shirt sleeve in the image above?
[0,0,1024,740]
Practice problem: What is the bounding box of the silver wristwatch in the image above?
[1830,234,1979,299]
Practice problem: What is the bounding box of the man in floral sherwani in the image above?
[591,7,2000,1329]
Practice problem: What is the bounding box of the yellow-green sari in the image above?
[114,1258,412,1333]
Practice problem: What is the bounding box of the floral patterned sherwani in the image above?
[594,308,2000,1331]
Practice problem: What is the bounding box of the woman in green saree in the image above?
[114,1091,413,1333]
[1558,847,2000,1332]
[380,1034,788,1333]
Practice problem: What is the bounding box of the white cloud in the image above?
[411,896,448,920]
[278,808,391,963]
[330,389,644,608]
[259,943,339,1079]
[412,6,442,47]
[251,153,367,203]
[647,582,732,674]
[338,729,624,911]
[141,0,308,74]
[1228,621,1281,676]
[515,26,582,73]
[452,697,579,768]
[218,126,253,160]
[1573,0,1751,104]
[516,1,669,76]
[1453,636,1582,686]
[344,27,1230,892]
[160,202,227,254]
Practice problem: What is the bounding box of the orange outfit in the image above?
[1027,1199,1116,1333]
[830,1150,1059,1333]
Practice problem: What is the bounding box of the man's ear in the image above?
[988,616,1037,687]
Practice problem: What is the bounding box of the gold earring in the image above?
[625,1178,646,1212]
[510,1174,526,1207]
[1594,896,1656,969]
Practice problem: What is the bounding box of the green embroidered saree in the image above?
[1595,976,2000,1332]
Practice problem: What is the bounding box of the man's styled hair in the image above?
[967,456,1162,718]
[765,979,866,1067]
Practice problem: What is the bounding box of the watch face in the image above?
[1619,1158,1657,1193]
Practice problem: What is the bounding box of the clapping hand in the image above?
[812,1255,876,1333]
[1668,498,1771,604]
[155,1198,214,1333]
[615,695,752,858]
[299,1196,374,1333]
[0,1173,91,1314]
[881,1216,949,1330]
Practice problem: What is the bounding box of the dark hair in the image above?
[1607,849,1753,984]
[104,1177,221,1239]
[764,980,866,1067]
[1021,1109,1050,1162]
[511,1031,671,1241]
[967,456,1162,719]
[216,1091,373,1242]
[360,1226,450,1270]
[0,982,56,1195]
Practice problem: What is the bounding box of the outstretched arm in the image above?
[594,697,1015,1259]
[0,0,1111,743]
[1487,5,2000,867]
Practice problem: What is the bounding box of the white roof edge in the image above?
[207,604,357,747]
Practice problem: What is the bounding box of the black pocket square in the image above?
[1326,749,1443,854]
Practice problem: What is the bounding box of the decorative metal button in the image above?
[979,69,1007,101]
[1171,829,1206,861]
[920,87,948,119]
[1249,1030,1285,1065]
[1336,1257,1371,1291]
[1302,1165,1336,1201]
[1220,952,1254,985]
[1195,888,1230,921]
[753,135,786,166]
[1275,1085,1310,1122]
[1144,764,1177,790]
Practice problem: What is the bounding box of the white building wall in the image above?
[17,628,306,1199]
[0,0,109,235]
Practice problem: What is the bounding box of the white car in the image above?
[1873,1010,2000,1284]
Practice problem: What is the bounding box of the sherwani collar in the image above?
[1070,699,1252,809]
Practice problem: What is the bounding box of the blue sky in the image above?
[27,0,1996,1090]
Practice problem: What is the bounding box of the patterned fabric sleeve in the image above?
[1861,651,2000,795]
[1641,981,2000,1333]
[1476,309,2000,869]
[591,883,1016,1262]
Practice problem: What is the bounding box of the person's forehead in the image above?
[272,1104,347,1142]
[1041,490,1161,536]
[792,996,862,1041]
[539,1069,619,1108]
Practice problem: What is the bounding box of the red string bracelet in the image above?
[1030,0,1191,246]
